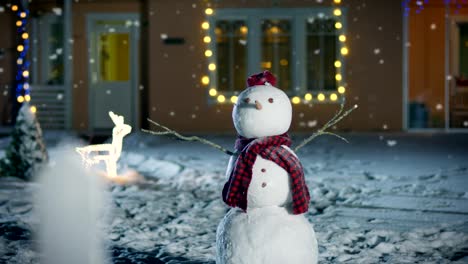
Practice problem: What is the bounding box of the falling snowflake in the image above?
[314,49,320,55]
[152,107,156,112]
[379,59,385,64]
[436,103,443,110]
[52,7,62,16]
[0,68,3,73]
[192,3,197,8]
[3,91,7,96]
[106,90,111,95]
[191,114,197,119]
[160,34,168,40]
[307,120,317,128]
[139,85,144,90]
[430,23,437,30]
[464,121,468,127]
[89,58,95,64]
[169,111,175,116]
[315,0,323,3]
[386,140,397,147]
[239,39,247,45]
[383,124,388,130]
[373,48,381,55]
[446,75,453,81]
[0,6,4,12]
[57,93,63,100]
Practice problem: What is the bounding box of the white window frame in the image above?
[206,7,347,103]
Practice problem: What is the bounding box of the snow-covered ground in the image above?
[1,132,468,263]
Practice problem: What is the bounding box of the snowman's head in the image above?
[232,71,292,138]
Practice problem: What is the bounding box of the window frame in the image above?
[206,7,347,104]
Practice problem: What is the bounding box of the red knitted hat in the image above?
[247,70,277,87]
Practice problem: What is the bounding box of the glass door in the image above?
[88,15,139,130]
[450,22,468,129]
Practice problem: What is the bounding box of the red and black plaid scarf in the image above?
[222,133,310,215]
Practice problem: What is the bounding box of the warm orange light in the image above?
[11,5,18,11]
[209,88,217,96]
[330,93,338,101]
[20,12,26,18]
[333,9,342,16]
[339,35,346,42]
[334,0,342,3]
[217,95,226,103]
[240,26,248,34]
[205,50,213,57]
[317,93,325,101]
[334,61,342,68]
[203,36,211,43]
[22,33,29,39]
[201,76,210,85]
[335,74,342,81]
[16,20,22,27]
[205,8,214,15]
[30,106,37,113]
[335,22,342,29]
[230,96,238,104]
[17,96,25,103]
[291,96,301,104]
[208,63,216,71]
[201,22,210,30]
[24,94,31,102]
[304,93,312,101]
[341,47,349,55]
[17,45,24,52]
[22,71,29,77]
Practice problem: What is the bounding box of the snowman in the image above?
[216,71,318,264]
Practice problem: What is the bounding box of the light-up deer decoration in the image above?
[76,112,132,178]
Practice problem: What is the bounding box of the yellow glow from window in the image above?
[231,96,238,103]
[280,59,288,66]
[30,105,37,113]
[22,71,29,77]
[292,96,301,104]
[339,35,346,42]
[205,8,214,15]
[338,86,346,94]
[341,47,349,55]
[334,9,342,16]
[17,45,24,52]
[330,93,338,101]
[334,61,342,68]
[335,74,342,81]
[335,22,342,29]
[201,22,210,30]
[334,0,342,3]
[208,63,216,71]
[270,26,279,34]
[209,88,217,96]
[24,94,31,102]
[203,36,211,43]
[240,26,248,34]
[17,96,24,103]
[11,5,18,11]
[22,33,29,39]
[20,12,26,18]
[201,76,210,85]
[217,95,226,103]
[205,50,213,57]
[317,93,325,101]
[16,20,22,27]
[304,93,312,101]
[261,61,272,69]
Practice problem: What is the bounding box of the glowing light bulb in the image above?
[20,12,26,18]
[11,5,18,11]
[30,106,37,113]
[304,93,312,101]
[16,20,22,27]
[240,26,248,34]
[203,36,211,43]
[338,86,346,94]
[21,33,29,39]
[17,96,25,103]
[209,88,217,96]
[317,93,325,101]
[17,45,24,52]
[335,74,342,81]
[330,93,338,101]
[205,8,214,15]
[22,71,29,77]
[217,94,226,103]
[24,83,29,89]
[341,47,349,55]
[292,96,301,104]
[339,35,346,42]
[201,22,210,30]
[208,63,216,71]
[334,9,342,16]
[230,96,238,103]
[335,22,342,29]
[334,0,342,3]
[24,94,31,102]
[334,61,342,68]
[17,58,23,65]
[205,50,213,57]
[201,76,210,85]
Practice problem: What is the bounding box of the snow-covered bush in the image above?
[0,103,48,180]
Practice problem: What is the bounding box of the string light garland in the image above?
[11,2,36,112]
[202,0,348,104]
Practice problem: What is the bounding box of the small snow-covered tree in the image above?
[0,103,48,180]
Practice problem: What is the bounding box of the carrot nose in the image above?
[255,100,262,110]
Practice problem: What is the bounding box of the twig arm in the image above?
[142,119,235,156]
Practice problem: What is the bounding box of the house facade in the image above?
[0,0,467,134]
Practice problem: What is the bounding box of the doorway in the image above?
[450,21,468,129]
[87,14,139,130]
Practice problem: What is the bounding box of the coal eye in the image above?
[268,98,274,103]
[244,98,250,103]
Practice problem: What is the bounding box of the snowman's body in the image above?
[216,73,318,264]
[216,148,318,264]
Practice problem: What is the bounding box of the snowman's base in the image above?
[216,206,318,264]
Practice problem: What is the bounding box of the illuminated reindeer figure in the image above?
[76,112,132,177]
